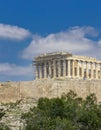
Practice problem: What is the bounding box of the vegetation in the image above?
[0,123,10,130]
[0,109,10,130]
[0,91,101,130]
[0,109,5,119]
[22,91,101,130]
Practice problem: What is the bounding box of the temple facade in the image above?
[34,52,101,80]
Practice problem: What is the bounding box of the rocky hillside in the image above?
[0,98,37,130]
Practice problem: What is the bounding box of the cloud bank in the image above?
[0,24,31,40]
[0,63,33,77]
[22,26,101,60]
[0,62,34,81]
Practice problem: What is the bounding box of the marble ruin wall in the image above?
[0,79,101,103]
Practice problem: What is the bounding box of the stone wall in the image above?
[0,79,101,103]
[0,82,20,103]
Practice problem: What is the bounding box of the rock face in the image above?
[0,98,37,130]
[0,79,101,103]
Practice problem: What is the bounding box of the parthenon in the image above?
[34,52,101,80]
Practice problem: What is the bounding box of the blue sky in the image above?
[0,0,101,81]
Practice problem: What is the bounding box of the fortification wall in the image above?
[0,82,20,103]
[0,79,101,103]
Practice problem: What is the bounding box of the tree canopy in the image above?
[22,91,101,130]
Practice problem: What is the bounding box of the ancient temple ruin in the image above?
[34,52,101,80]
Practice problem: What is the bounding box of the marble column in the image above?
[66,60,68,76]
[72,60,74,78]
[81,61,84,79]
[49,61,51,78]
[35,64,38,79]
[44,62,47,79]
[39,64,42,79]
[77,60,79,78]
[58,60,61,77]
[63,60,66,77]
[86,62,89,79]
[95,63,98,79]
[91,62,94,79]
[100,64,101,79]
[53,60,56,78]
[68,60,70,77]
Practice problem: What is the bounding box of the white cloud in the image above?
[0,63,33,76]
[0,24,31,40]
[22,26,101,60]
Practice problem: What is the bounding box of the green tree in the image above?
[22,91,101,130]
